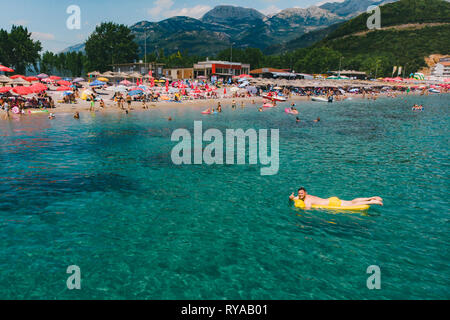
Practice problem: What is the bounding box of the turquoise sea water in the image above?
[0,94,448,299]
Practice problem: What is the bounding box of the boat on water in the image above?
[261,93,287,102]
[312,96,334,103]
[311,97,328,102]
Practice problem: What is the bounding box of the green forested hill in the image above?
[301,0,450,76]
[324,0,450,40]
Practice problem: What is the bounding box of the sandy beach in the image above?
[8,89,427,116]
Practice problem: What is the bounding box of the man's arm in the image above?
[304,199,312,209]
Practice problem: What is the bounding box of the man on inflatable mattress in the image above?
[289,187,383,210]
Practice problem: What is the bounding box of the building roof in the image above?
[196,60,245,66]
[250,68,287,74]
[332,70,367,75]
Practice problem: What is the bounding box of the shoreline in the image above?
[4,90,436,117]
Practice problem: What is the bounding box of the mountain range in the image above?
[62,0,397,56]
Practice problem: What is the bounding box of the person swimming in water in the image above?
[296,117,300,123]
[289,187,383,209]
[314,117,321,122]
[74,112,80,119]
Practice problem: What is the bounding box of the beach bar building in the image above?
[193,60,250,80]
[163,68,194,80]
[110,61,165,77]
[431,58,450,80]
[331,70,367,80]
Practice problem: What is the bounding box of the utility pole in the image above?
[375,61,378,79]
[338,56,343,77]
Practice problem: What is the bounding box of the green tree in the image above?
[0,26,42,74]
[84,22,138,72]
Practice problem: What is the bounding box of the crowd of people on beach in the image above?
[1,74,446,121]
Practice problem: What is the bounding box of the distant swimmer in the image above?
[291,102,296,107]
[168,116,172,121]
[258,107,263,112]
[314,117,321,122]
[74,112,80,119]
[48,113,55,119]
[289,187,383,209]
[296,117,300,123]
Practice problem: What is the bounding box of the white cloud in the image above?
[31,32,55,41]
[167,5,212,19]
[147,0,211,20]
[260,5,281,16]
[316,0,346,5]
[148,0,174,18]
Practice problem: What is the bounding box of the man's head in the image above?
[298,187,307,200]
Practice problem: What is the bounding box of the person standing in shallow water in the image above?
[89,97,95,112]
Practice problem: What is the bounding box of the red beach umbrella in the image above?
[57,86,71,91]
[50,75,61,80]
[25,76,39,82]
[0,86,12,93]
[10,75,26,79]
[165,79,169,92]
[57,80,71,86]
[29,83,48,93]
[0,65,14,72]
[41,78,53,83]
[12,86,32,95]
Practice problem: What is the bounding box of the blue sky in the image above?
[0,0,345,53]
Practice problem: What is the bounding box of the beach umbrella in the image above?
[41,77,53,83]
[29,83,48,93]
[129,87,144,91]
[0,75,10,83]
[165,79,169,92]
[12,86,32,95]
[120,79,131,86]
[0,65,14,72]
[10,78,30,85]
[50,75,61,80]
[10,75,25,79]
[128,90,143,96]
[98,77,109,82]
[37,73,48,79]
[57,86,72,91]
[72,77,85,83]
[57,80,71,86]
[25,76,39,82]
[89,80,105,87]
[0,86,12,93]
